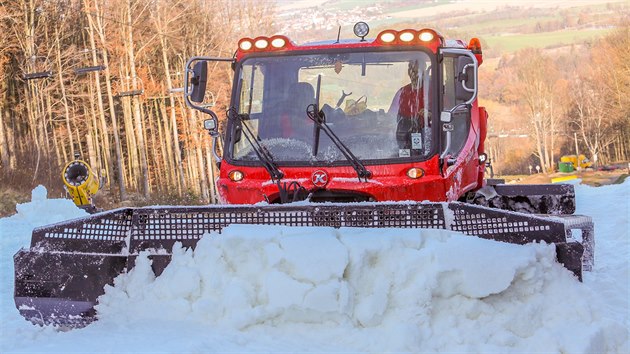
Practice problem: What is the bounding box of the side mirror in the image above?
[455,56,475,102]
[203,117,219,138]
[440,111,452,123]
[190,61,208,103]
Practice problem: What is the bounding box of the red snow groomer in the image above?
[14,23,594,327]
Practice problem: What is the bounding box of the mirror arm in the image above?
[441,132,452,159]
[211,135,222,164]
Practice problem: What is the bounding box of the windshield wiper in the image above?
[307,104,371,182]
[308,75,371,182]
[229,108,283,181]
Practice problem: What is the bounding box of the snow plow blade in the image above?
[467,183,577,215]
[14,202,593,326]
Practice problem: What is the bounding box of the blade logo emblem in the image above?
[311,170,329,188]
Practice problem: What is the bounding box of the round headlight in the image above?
[228,170,244,182]
[419,31,435,42]
[271,37,286,48]
[353,21,370,39]
[406,167,425,179]
[254,39,269,49]
[399,32,415,42]
[380,32,396,43]
[239,40,253,51]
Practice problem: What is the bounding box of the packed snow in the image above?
[1,181,628,353]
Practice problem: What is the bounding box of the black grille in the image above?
[30,202,577,255]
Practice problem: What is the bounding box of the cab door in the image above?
[439,49,480,198]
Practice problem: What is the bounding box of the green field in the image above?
[483,28,612,52]
[453,16,561,34]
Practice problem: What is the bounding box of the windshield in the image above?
[230,50,435,164]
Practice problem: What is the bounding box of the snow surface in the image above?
[1,181,628,353]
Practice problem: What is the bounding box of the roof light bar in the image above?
[399,31,415,42]
[376,28,442,46]
[419,31,435,42]
[271,37,286,48]
[379,32,396,43]
[254,38,269,49]
[239,39,253,51]
[238,36,291,53]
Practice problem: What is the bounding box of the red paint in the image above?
[221,28,486,205]
[217,156,456,204]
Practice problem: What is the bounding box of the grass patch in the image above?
[613,174,629,185]
[484,28,612,52]
[0,189,29,218]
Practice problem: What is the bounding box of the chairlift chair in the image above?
[115,76,144,98]
[73,49,106,76]
[74,65,106,75]
[22,56,53,81]
[23,71,53,80]
[117,89,144,98]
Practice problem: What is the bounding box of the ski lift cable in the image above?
[85,11,234,57]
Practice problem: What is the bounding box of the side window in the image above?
[441,56,471,157]
[442,57,457,110]
[239,64,265,114]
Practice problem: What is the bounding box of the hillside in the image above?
[275,0,629,56]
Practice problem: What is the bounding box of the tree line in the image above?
[0,1,628,206]
[0,0,274,204]
[481,26,629,174]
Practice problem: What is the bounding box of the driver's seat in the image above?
[260,82,315,139]
[278,82,315,137]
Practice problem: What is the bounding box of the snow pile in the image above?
[0,186,89,350]
[0,185,87,257]
[1,185,88,235]
[576,179,630,330]
[1,181,628,353]
[96,225,626,352]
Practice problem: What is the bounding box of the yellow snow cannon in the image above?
[62,158,100,213]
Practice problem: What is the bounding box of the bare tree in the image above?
[509,49,562,173]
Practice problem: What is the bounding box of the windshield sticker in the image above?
[399,149,410,157]
[411,133,422,149]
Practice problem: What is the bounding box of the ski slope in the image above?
[1,180,628,353]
